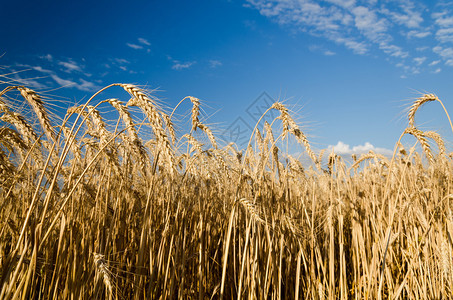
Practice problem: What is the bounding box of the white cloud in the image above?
[309,44,336,55]
[246,0,414,63]
[32,66,54,74]
[50,74,76,87]
[352,6,388,42]
[435,27,453,43]
[407,30,431,38]
[432,12,453,27]
[209,60,222,68]
[138,38,151,46]
[58,60,83,73]
[127,43,143,50]
[379,43,408,58]
[432,10,453,43]
[328,141,393,156]
[416,46,429,51]
[30,65,99,91]
[325,0,355,9]
[433,46,453,60]
[40,54,53,61]
[413,56,426,65]
[433,68,442,73]
[172,61,195,70]
[429,60,441,66]
[114,58,130,64]
[381,4,423,29]
[49,75,99,91]
[9,71,50,90]
[77,79,100,92]
[333,37,368,54]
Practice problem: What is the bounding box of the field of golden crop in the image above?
[1,83,452,299]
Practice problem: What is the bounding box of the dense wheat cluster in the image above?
[0,82,452,299]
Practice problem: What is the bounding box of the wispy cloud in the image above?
[50,74,76,87]
[126,43,143,50]
[432,9,453,63]
[209,60,222,68]
[114,58,130,64]
[246,0,438,73]
[48,74,100,91]
[334,37,367,54]
[39,54,53,62]
[78,79,99,91]
[172,61,195,70]
[328,141,393,156]
[381,3,423,29]
[138,38,151,46]
[58,60,83,73]
[309,44,336,56]
[28,60,100,91]
[8,69,50,90]
[127,38,151,51]
[413,56,426,65]
[433,46,453,62]
[435,28,453,43]
[407,30,431,38]
[32,66,54,74]
[432,12,453,28]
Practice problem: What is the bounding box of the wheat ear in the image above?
[408,94,437,127]
[17,86,55,142]
[271,102,319,168]
[424,131,446,157]
[93,252,114,298]
[122,84,175,173]
[404,127,434,163]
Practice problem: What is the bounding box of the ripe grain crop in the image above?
[0,81,453,299]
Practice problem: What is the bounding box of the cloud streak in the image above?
[127,38,151,51]
[172,61,195,70]
[28,57,101,91]
[246,0,453,73]
[127,43,143,50]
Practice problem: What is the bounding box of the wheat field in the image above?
[0,82,452,299]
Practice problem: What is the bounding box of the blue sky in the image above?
[1,0,452,155]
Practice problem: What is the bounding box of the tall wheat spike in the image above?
[17,86,55,142]
[271,102,319,168]
[408,94,437,127]
[122,84,175,173]
[404,127,434,163]
[93,253,114,298]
